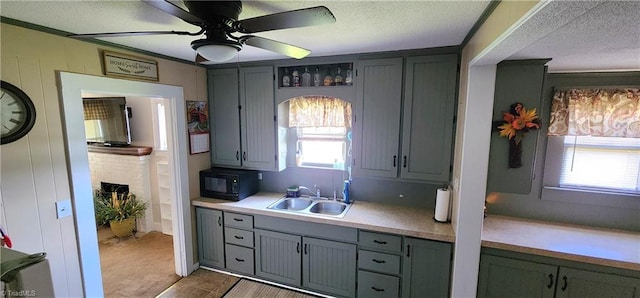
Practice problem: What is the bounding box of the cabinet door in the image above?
[354,58,403,178]
[254,229,302,286]
[303,237,357,297]
[209,68,241,166]
[239,66,277,170]
[477,254,556,298]
[555,267,640,298]
[195,208,225,268]
[402,238,452,298]
[401,54,457,182]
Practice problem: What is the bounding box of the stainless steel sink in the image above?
[267,196,352,218]
[269,197,313,211]
[309,201,348,215]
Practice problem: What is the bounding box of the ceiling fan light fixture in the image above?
[191,39,242,62]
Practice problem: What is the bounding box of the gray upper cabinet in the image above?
[195,207,225,268]
[402,237,452,298]
[209,68,241,167]
[209,66,281,171]
[401,54,457,181]
[354,55,458,183]
[354,58,404,178]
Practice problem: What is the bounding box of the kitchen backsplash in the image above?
[259,167,441,208]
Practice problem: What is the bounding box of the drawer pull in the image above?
[372,259,386,264]
[371,286,385,292]
[373,240,387,245]
[233,218,244,222]
[234,235,244,240]
[235,258,245,262]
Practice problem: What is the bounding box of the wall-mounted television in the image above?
[83,97,131,146]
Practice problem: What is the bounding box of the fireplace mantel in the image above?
[87,144,153,156]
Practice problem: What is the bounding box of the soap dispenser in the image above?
[342,180,351,204]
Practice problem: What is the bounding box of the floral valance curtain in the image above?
[289,96,352,128]
[83,100,110,120]
[548,88,640,137]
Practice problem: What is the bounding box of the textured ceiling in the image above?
[0,0,490,64]
[1,1,638,72]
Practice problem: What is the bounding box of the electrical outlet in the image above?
[56,199,72,219]
[258,172,263,180]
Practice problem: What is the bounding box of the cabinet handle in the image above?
[234,235,244,240]
[371,286,385,292]
[561,276,568,291]
[235,258,245,262]
[406,244,411,257]
[372,259,386,264]
[373,240,387,245]
[547,274,554,289]
[297,243,300,254]
[233,218,243,222]
[236,151,240,160]
[217,216,222,227]
[393,155,397,167]
[243,151,247,161]
[304,243,308,255]
[403,156,407,168]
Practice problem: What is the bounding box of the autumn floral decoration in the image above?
[497,103,541,145]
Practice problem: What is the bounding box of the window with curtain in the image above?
[289,96,352,170]
[544,87,640,195]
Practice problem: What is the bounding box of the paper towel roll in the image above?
[434,188,450,222]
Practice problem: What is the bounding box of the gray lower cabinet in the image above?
[254,228,357,297]
[402,237,452,298]
[478,253,640,298]
[223,212,255,275]
[303,237,357,297]
[195,207,224,268]
[254,229,302,286]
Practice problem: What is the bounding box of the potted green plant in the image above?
[94,189,147,238]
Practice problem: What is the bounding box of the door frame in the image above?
[57,72,194,297]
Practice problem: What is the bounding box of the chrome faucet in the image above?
[298,185,321,198]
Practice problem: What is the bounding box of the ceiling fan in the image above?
[69,0,336,63]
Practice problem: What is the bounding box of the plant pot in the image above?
[109,218,136,238]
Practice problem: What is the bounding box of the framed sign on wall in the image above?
[186,100,209,154]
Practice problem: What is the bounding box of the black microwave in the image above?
[200,167,259,201]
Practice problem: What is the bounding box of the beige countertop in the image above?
[192,192,455,243]
[482,215,640,271]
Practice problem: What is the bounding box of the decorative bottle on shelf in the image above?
[282,68,291,87]
[292,68,300,87]
[345,63,353,85]
[323,67,334,86]
[313,67,322,86]
[334,66,344,85]
[301,66,311,87]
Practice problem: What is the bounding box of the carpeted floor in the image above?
[98,227,180,297]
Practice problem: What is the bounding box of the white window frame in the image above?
[542,135,640,209]
[296,127,348,170]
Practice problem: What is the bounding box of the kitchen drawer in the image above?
[358,249,401,275]
[225,244,254,275]
[359,230,402,253]
[224,212,253,229]
[357,270,400,298]
[225,227,254,248]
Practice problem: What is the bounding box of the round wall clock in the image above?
[1,81,36,144]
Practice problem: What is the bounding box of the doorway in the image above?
[58,72,194,297]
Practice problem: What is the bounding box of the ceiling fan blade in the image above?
[141,0,204,26]
[241,36,310,59]
[236,6,336,33]
[195,54,209,64]
[68,30,202,39]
